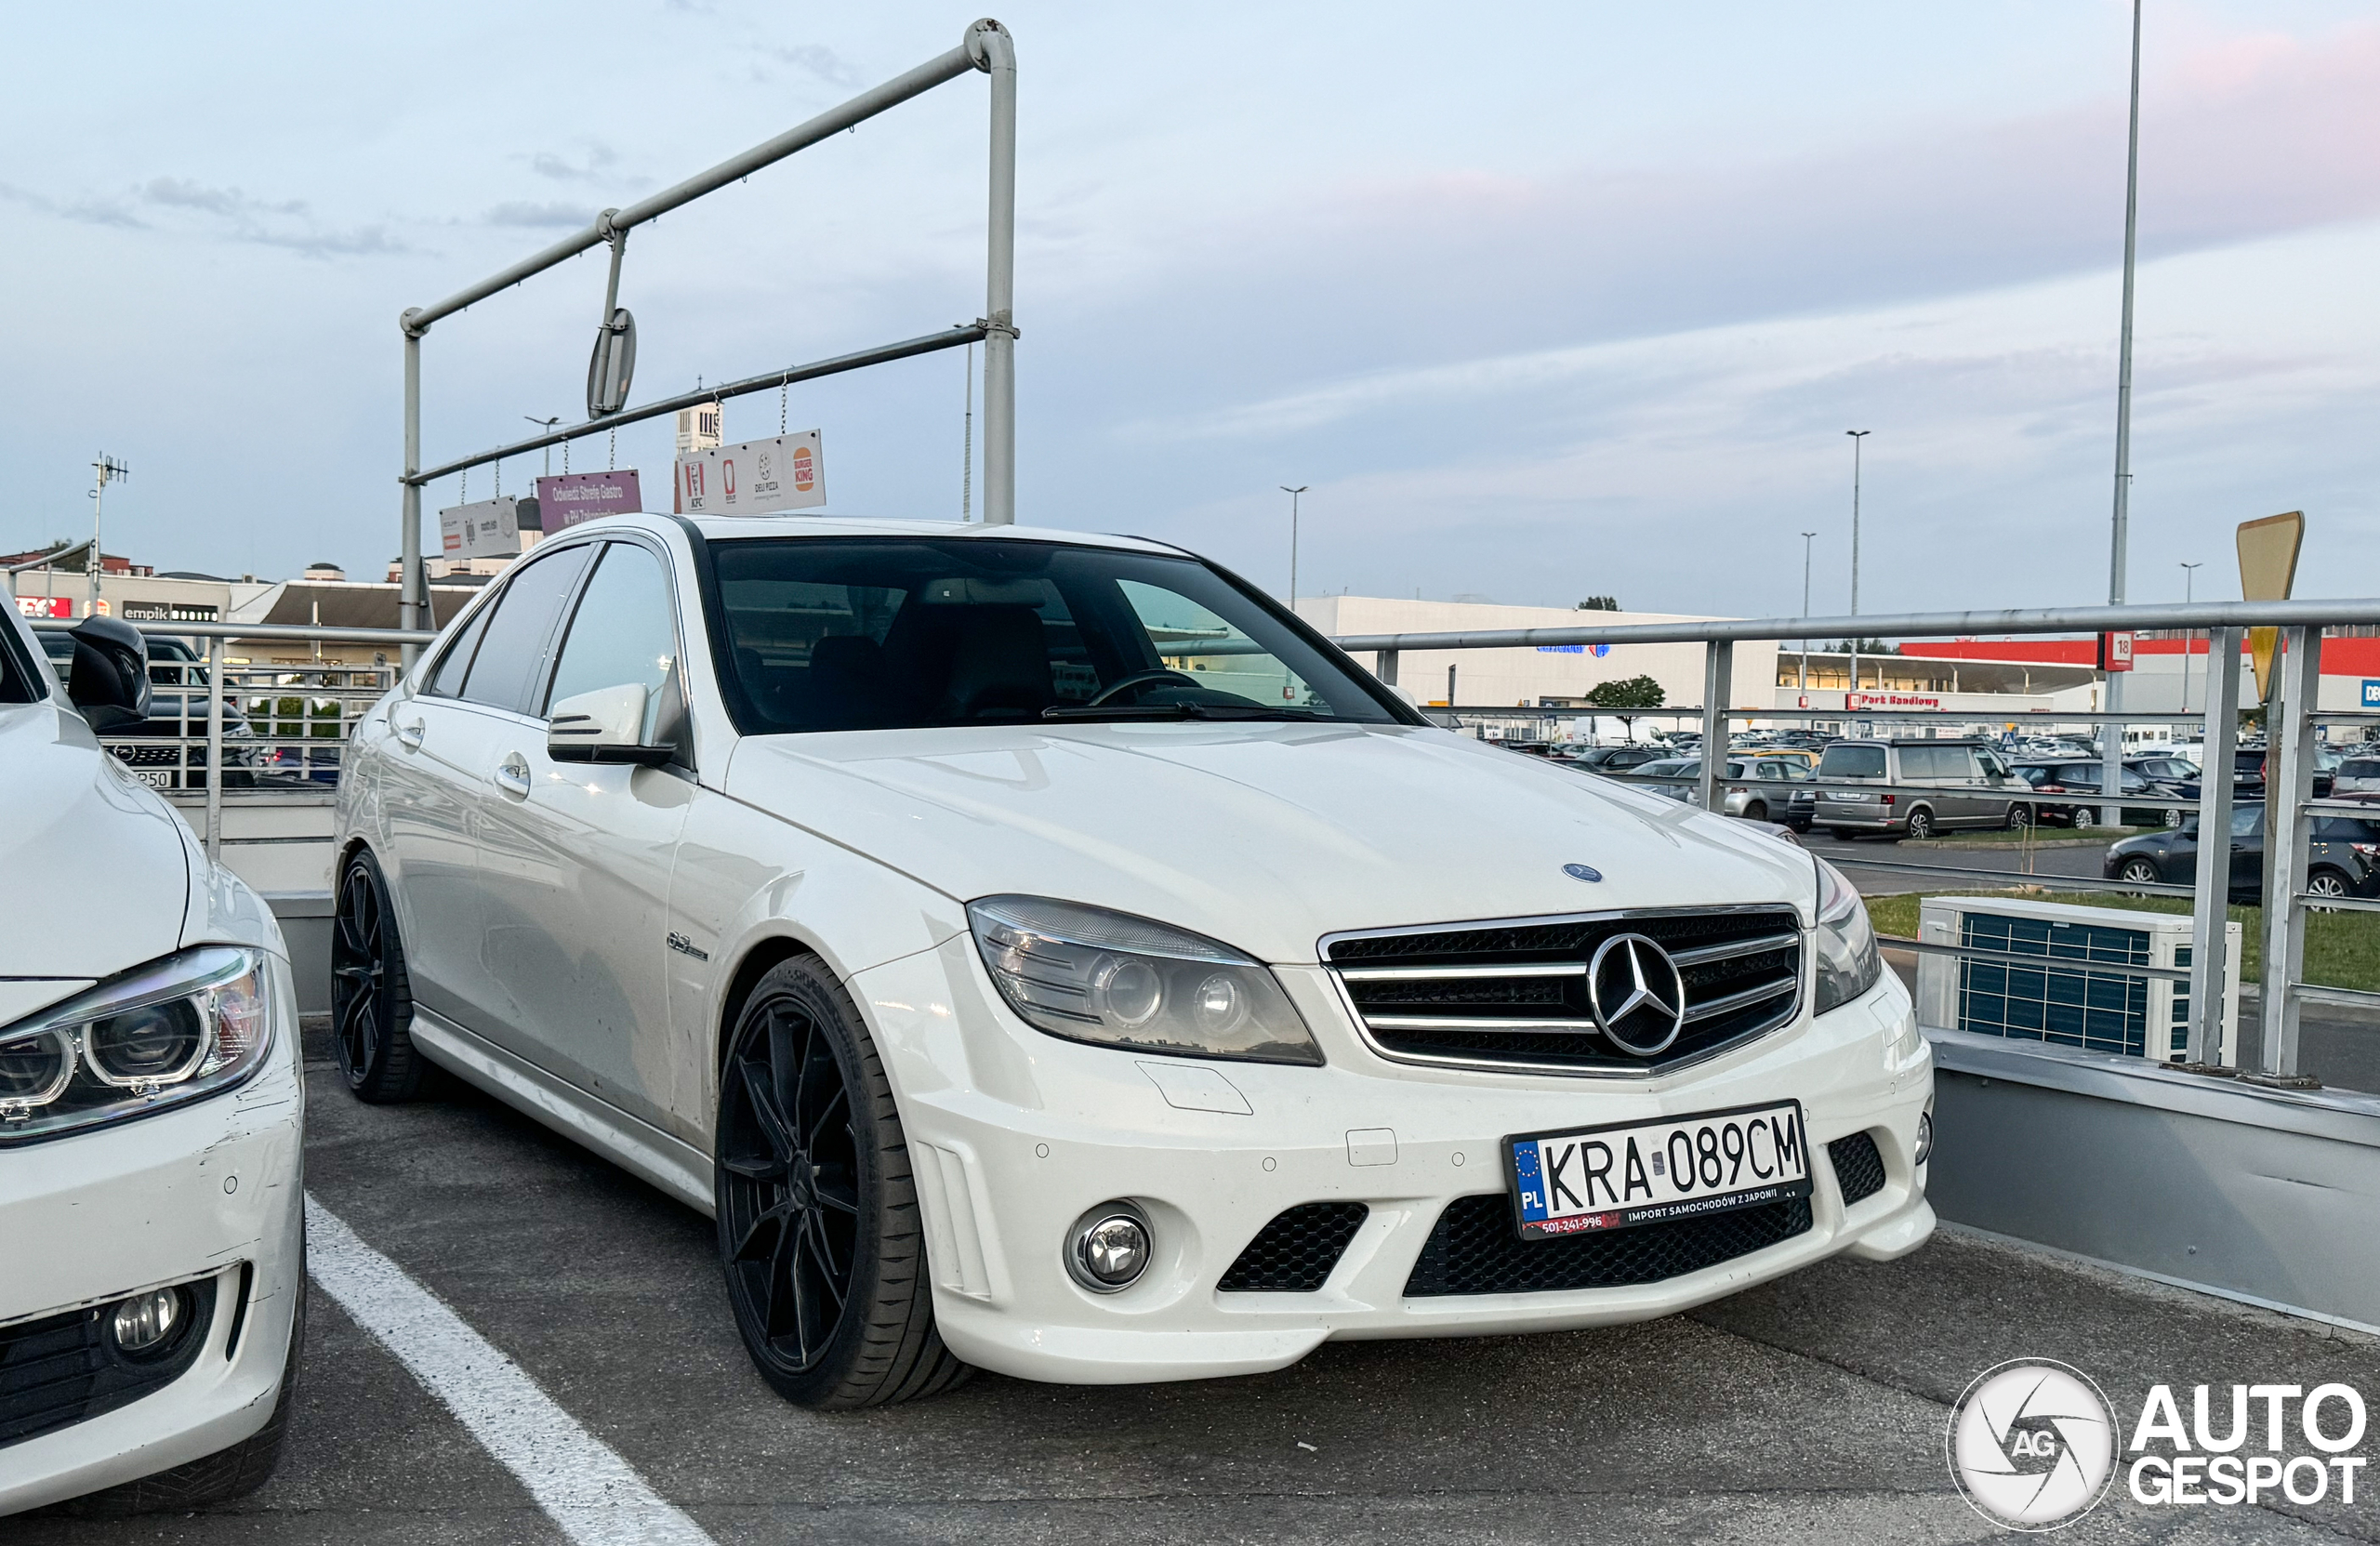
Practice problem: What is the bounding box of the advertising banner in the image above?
[2100,631,2135,672]
[675,429,823,516]
[13,596,73,619]
[440,496,524,561]
[536,471,644,533]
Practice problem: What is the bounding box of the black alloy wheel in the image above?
[715,957,969,1409]
[1904,807,1937,841]
[330,850,437,1102]
[2006,800,2033,830]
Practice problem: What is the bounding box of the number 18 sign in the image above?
[675,429,824,516]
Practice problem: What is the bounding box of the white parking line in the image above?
[304,1194,717,1546]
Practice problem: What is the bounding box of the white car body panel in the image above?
[0,610,304,1516]
[331,513,1934,1387]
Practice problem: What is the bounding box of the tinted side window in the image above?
[458,546,596,714]
[1897,746,1949,780]
[1818,745,1886,779]
[545,543,680,735]
[2345,760,2380,778]
[427,601,496,698]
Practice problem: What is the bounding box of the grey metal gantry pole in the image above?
[1846,430,1869,704]
[1800,530,1817,693]
[977,20,1018,525]
[2101,0,2143,826]
[400,324,423,667]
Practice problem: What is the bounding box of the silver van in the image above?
[1808,737,2022,839]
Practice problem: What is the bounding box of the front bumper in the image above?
[0,960,305,1517]
[856,938,1934,1386]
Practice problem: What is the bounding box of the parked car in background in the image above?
[2011,760,2188,829]
[2103,802,2380,903]
[37,630,257,790]
[1,608,305,1517]
[1809,738,2022,840]
[1618,757,1810,821]
[2126,753,2202,788]
[2333,753,2380,796]
[1563,743,1671,774]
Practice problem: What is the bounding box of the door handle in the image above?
[394,717,424,751]
[495,752,532,798]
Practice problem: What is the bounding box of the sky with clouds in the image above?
[3,1,2374,622]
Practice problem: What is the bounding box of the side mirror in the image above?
[549,683,673,766]
[65,615,151,731]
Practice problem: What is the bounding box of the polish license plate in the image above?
[1505,1100,1810,1240]
[134,769,173,789]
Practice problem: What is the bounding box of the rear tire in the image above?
[331,848,438,1103]
[1742,800,1767,823]
[2118,857,2162,891]
[2307,869,2351,912]
[1904,807,1937,840]
[715,956,971,1410]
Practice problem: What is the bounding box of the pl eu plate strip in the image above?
[304,1195,715,1546]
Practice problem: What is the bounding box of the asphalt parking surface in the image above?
[12,1025,2378,1544]
[1800,830,2113,897]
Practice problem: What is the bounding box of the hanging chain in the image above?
[608,429,616,471]
[779,375,789,436]
[459,468,467,504]
[563,436,571,475]
[493,457,501,500]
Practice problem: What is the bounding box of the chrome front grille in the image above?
[1324,907,1804,1075]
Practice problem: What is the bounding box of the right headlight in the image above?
[0,946,275,1145]
[1813,858,1882,1015]
[968,895,1323,1065]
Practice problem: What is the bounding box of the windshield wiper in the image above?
[1041,701,1325,723]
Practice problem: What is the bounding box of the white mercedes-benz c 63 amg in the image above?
[1,607,304,1515]
[331,514,1933,1408]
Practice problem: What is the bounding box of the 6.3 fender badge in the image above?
[1563,863,1603,882]
[667,932,710,962]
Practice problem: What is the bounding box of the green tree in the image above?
[1585,674,1665,733]
[1576,595,1620,612]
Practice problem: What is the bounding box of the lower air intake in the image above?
[1218,1203,1369,1292]
[1828,1130,1886,1207]
[1404,1194,1812,1297]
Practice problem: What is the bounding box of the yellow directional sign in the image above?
[2237,510,2303,704]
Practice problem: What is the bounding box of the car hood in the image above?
[0,702,192,990]
[723,721,1817,963]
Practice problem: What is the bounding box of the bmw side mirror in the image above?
[549,683,674,766]
[64,614,151,731]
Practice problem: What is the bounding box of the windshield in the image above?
[704,536,1409,734]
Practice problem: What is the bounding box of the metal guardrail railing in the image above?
[1340,600,2380,1087]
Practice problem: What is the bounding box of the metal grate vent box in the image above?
[1915,896,2237,1064]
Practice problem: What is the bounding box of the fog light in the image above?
[1066,1204,1152,1293]
[1913,1112,1934,1168]
[109,1287,186,1356]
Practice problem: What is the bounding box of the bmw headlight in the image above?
[968,896,1323,1065]
[0,947,275,1145]
[1813,858,1883,1015]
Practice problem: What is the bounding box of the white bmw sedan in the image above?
[332,514,1933,1408]
[0,609,304,1515]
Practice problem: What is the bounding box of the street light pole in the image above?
[87,454,129,616]
[1800,530,1818,693]
[1279,485,1309,610]
[2180,561,2202,716]
[2103,0,2144,825]
[524,416,562,477]
[1845,431,1870,702]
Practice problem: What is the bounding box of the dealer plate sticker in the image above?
[1506,1100,1810,1240]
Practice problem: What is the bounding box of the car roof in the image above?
[647,513,1180,556]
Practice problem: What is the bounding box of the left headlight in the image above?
[968,895,1324,1065]
[1813,858,1882,1015]
[0,946,275,1146]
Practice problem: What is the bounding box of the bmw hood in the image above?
[724,722,1817,964]
[0,702,192,986]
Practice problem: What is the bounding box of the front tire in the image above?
[331,849,438,1103]
[715,957,970,1410]
[2118,857,2162,891]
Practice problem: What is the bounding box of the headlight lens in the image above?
[968,896,1323,1065]
[0,947,274,1145]
[1813,858,1883,1015]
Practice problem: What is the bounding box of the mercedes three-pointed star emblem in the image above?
[1586,932,1688,1056]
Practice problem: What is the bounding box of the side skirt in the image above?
[408,1006,716,1216]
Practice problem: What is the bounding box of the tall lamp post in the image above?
[1279,485,1309,609]
[1800,530,1818,693]
[1845,431,1870,704]
[523,416,562,477]
[2101,0,2145,824]
[2179,561,2202,716]
[88,454,130,616]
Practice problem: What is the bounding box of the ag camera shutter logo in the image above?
[1947,1359,2120,1531]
